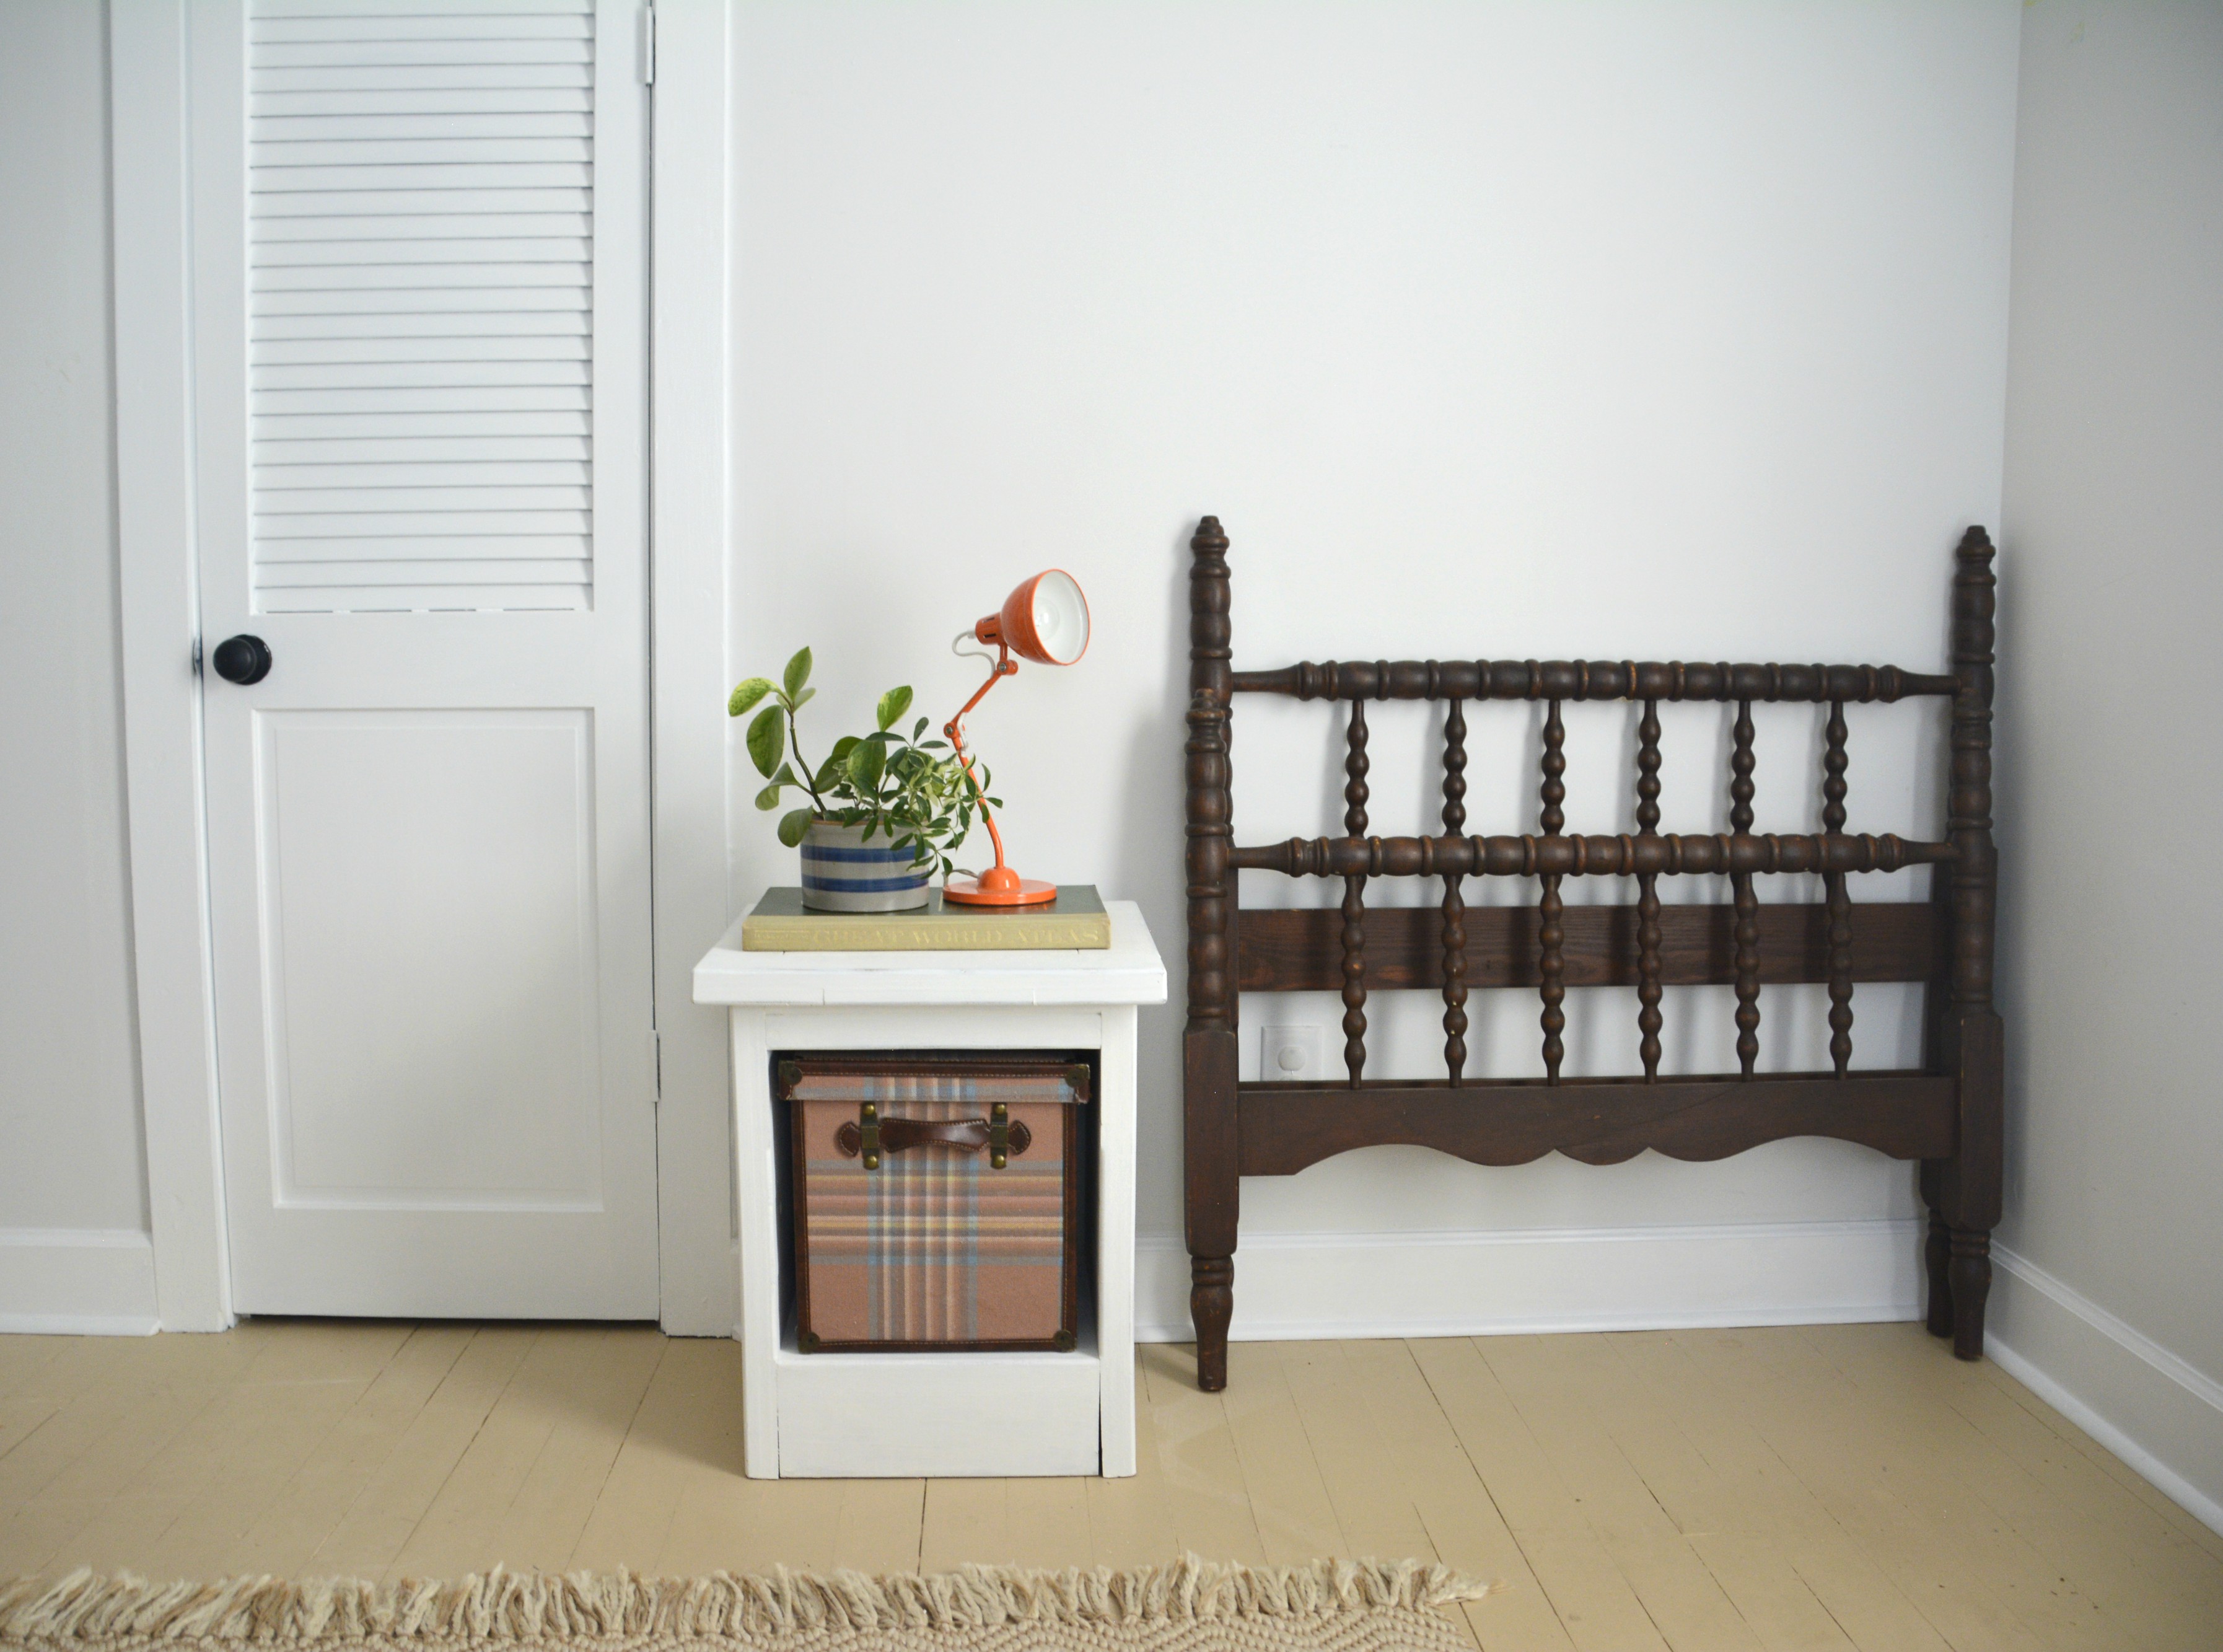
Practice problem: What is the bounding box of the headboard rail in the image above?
[1232,829,1951,879]
[1230,658,1955,703]
[1237,899,1944,994]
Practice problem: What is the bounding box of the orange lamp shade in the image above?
[975,569,1090,667]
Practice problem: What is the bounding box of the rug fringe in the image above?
[0,1558,1491,1643]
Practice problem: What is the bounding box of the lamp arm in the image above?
[945,637,1017,875]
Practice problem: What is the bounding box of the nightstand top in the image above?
[692,899,1167,1008]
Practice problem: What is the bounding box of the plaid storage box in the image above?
[780,1054,1086,1353]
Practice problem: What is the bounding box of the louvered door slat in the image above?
[257,0,592,17]
[255,458,584,483]
[257,359,588,388]
[253,14,592,43]
[248,0,598,613]
[256,214,592,242]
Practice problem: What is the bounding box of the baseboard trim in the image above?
[1988,1244,2223,1538]
[0,1229,160,1335]
[1133,1218,1923,1343]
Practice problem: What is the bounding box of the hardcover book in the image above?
[740,885,1111,951]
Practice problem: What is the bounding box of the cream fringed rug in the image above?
[0,1560,1492,1652]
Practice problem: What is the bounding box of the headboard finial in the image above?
[1189,516,1232,699]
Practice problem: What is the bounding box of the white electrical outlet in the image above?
[1261,1025,1325,1082]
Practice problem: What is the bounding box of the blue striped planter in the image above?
[799,819,931,913]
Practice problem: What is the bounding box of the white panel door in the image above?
[190,0,659,1317]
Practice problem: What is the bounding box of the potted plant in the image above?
[729,648,994,912]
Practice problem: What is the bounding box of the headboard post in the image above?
[1184,516,1239,1391]
[1926,525,2003,1359]
[1947,525,1999,1014]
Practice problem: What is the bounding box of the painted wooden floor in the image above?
[1,1322,2217,1650]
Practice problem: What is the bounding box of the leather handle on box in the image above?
[835,1116,1032,1159]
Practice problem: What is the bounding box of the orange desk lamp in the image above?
[942,569,1090,907]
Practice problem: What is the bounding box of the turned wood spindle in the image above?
[1539,698,1567,1084]
[1940,527,2002,1360]
[1731,698,1761,1076]
[1636,697,1664,1081]
[1440,698,1469,1085]
[1182,516,1238,1392]
[1823,698,1854,1077]
[1341,698,1370,1086]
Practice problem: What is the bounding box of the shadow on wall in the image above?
[1098,527,1206,1239]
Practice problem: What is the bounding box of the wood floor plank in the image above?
[1001,1475,1095,1570]
[830,1479,925,1575]
[1341,1338,1576,1652]
[489,1328,667,1571]
[1795,1322,2215,1650]
[1276,1341,1436,1562]
[585,1338,831,1578]
[1673,1327,2059,1652]
[1084,1355,1178,1570]
[1274,1342,1481,1651]
[1136,1342,1267,1565]
[0,1398,62,1471]
[307,1327,541,1579]
[1970,1353,2223,1569]
[1683,1534,1858,1652]
[1217,1343,1348,1565]
[1786,1325,2128,1651]
[918,1478,1011,1572]
[1410,1336,1671,1652]
[1477,1333,1766,1652]
[1600,1330,1964,1652]
[392,1327,615,1573]
[220,1325,478,1576]
[74,1369,372,1580]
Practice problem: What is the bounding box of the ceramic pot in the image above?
[798,818,931,913]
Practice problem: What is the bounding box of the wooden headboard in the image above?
[1179,517,2001,1392]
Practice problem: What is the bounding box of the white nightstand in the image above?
[693,900,1167,1478]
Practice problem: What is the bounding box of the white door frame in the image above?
[110,0,739,1334]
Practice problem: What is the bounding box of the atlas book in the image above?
[741,885,1111,951]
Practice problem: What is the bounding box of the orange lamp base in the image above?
[943,869,1059,907]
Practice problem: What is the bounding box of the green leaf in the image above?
[913,717,929,739]
[876,685,913,732]
[727,677,774,718]
[789,686,815,711]
[813,757,846,796]
[776,807,813,848]
[829,735,860,761]
[783,647,812,700]
[753,781,784,811]
[746,705,785,778]
[847,737,884,792]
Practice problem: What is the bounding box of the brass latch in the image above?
[859,1099,880,1170]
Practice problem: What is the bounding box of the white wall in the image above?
[726,0,2023,1335]
[0,1,158,1330]
[1990,0,2223,1533]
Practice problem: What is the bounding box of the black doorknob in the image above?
[211,634,273,685]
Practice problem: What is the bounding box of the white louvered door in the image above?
[190,0,659,1317]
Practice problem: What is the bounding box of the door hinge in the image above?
[639,4,655,84]
[650,1028,662,1104]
